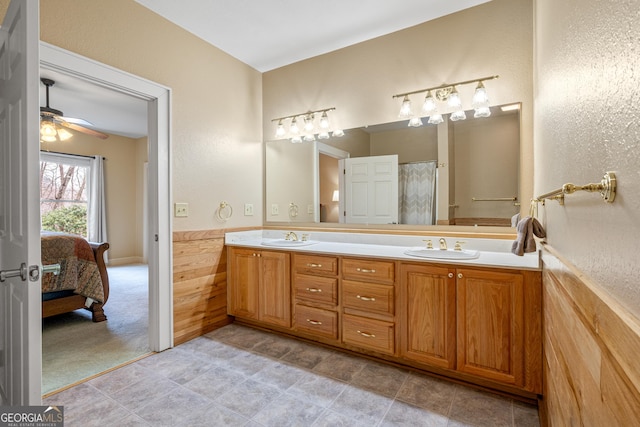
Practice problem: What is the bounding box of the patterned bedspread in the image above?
[41,232,105,303]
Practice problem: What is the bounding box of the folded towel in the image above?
[511,216,546,256]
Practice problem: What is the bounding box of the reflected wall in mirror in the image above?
[265,103,520,226]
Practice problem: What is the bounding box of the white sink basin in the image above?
[404,247,480,260]
[261,239,318,247]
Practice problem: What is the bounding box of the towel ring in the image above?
[216,201,233,222]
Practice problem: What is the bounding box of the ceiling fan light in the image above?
[57,127,73,141]
[40,121,57,138]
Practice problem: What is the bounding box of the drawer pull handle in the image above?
[356,295,376,302]
[306,287,322,293]
[357,330,376,338]
[306,319,323,325]
[306,263,323,268]
[356,268,376,273]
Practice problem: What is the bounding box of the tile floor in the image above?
[44,323,540,426]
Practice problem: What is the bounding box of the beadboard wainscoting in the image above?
[173,228,258,345]
[541,247,640,425]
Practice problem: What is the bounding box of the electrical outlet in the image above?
[271,204,279,215]
[244,203,254,216]
[174,202,188,217]
[307,204,313,214]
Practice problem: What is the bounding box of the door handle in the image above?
[42,264,61,276]
[0,263,27,282]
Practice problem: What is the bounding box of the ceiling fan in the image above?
[40,78,109,141]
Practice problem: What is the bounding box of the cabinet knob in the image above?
[448,273,454,278]
[458,273,463,279]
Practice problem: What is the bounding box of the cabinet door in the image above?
[258,250,291,327]
[227,247,260,319]
[456,268,524,386]
[399,264,456,369]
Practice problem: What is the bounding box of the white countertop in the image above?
[225,230,540,271]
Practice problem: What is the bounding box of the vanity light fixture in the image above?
[272,107,344,143]
[393,75,499,126]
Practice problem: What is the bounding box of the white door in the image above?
[344,155,398,224]
[0,0,42,405]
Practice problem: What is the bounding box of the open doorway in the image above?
[39,42,172,394]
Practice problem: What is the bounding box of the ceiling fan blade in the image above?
[61,116,95,127]
[60,121,109,140]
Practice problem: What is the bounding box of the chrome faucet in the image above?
[285,231,298,241]
[439,238,447,250]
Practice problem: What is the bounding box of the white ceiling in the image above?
[42,0,490,139]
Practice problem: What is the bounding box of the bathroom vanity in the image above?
[225,230,541,400]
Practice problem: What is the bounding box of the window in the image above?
[40,152,91,237]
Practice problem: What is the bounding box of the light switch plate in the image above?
[307,204,313,214]
[271,204,279,215]
[244,203,254,216]
[174,202,188,217]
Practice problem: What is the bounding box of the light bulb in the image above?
[450,110,467,121]
[318,131,330,139]
[474,107,491,118]
[408,116,423,127]
[398,95,412,119]
[422,91,437,115]
[40,121,57,139]
[447,87,462,109]
[428,114,444,125]
[291,135,302,143]
[332,129,344,137]
[472,81,489,108]
[303,114,315,132]
[303,133,316,142]
[319,111,330,129]
[57,127,73,141]
[289,117,299,135]
[275,120,286,138]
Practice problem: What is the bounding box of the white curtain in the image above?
[399,161,437,225]
[88,155,108,262]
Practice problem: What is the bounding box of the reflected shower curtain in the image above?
[399,161,437,225]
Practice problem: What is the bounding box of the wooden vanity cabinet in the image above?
[399,263,457,369]
[292,253,340,340]
[399,262,542,393]
[227,247,291,328]
[341,257,396,356]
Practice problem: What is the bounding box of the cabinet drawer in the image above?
[342,258,395,284]
[294,274,338,305]
[294,254,338,276]
[343,280,394,316]
[342,314,395,355]
[294,304,338,340]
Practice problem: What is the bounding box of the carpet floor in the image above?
[42,263,150,395]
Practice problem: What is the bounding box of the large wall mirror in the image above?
[265,103,521,227]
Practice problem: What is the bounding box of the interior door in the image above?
[0,0,42,405]
[344,155,398,224]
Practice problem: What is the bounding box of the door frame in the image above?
[39,42,173,351]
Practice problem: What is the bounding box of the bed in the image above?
[41,231,110,322]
